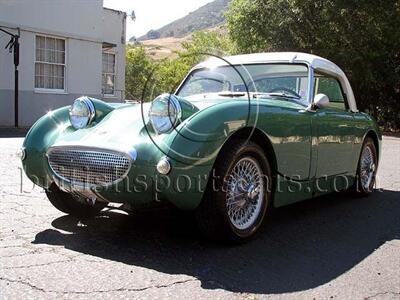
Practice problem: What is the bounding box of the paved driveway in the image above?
[1,136,399,299]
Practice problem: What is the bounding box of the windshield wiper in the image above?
[253,92,301,100]
[217,92,246,97]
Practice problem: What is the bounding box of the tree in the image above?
[125,45,155,101]
[147,30,161,40]
[226,0,400,130]
[161,31,236,94]
[125,31,236,102]
[180,30,236,66]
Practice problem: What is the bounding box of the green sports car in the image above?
[20,52,381,242]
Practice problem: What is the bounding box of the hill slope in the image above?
[136,0,231,41]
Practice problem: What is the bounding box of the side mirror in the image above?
[313,94,330,109]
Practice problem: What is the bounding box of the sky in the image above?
[103,0,215,40]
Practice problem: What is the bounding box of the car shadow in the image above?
[33,189,400,294]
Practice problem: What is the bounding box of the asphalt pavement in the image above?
[0,136,399,299]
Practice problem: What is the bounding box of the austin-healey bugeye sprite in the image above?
[20,52,381,242]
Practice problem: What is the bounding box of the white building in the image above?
[0,0,126,127]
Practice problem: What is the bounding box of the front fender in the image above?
[22,99,116,188]
[167,100,252,166]
[22,106,71,188]
[154,101,252,209]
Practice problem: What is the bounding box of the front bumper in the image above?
[23,142,210,210]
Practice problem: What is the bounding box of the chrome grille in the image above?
[47,147,131,186]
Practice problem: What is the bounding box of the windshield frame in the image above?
[175,62,314,104]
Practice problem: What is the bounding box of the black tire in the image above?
[354,137,378,196]
[45,184,107,218]
[195,140,272,243]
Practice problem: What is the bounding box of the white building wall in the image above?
[67,39,102,95]
[0,0,126,127]
[0,0,103,43]
[102,8,126,100]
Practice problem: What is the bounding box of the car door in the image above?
[311,74,355,188]
[261,101,314,207]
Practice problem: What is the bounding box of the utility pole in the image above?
[1,27,20,128]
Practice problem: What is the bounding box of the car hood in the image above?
[50,95,305,151]
[51,103,152,151]
[49,100,195,149]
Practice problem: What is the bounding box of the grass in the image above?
[140,36,190,60]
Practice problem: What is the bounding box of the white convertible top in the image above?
[195,52,358,112]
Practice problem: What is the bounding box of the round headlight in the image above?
[69,97,95,129]
[149,94,182,134]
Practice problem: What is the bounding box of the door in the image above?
[312,75,355,183]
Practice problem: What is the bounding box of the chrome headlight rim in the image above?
[149,94,182,134]
[69,97,96,130]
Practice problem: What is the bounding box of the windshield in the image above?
[177,64,309,102]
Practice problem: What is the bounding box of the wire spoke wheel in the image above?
[195,141,270,242]
[360,145,376,190]
[226,157,264,230]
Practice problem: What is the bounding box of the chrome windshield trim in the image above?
[307,65,315,105]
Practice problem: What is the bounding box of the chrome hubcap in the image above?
[226,157,264,230]
[360,145,375,190]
